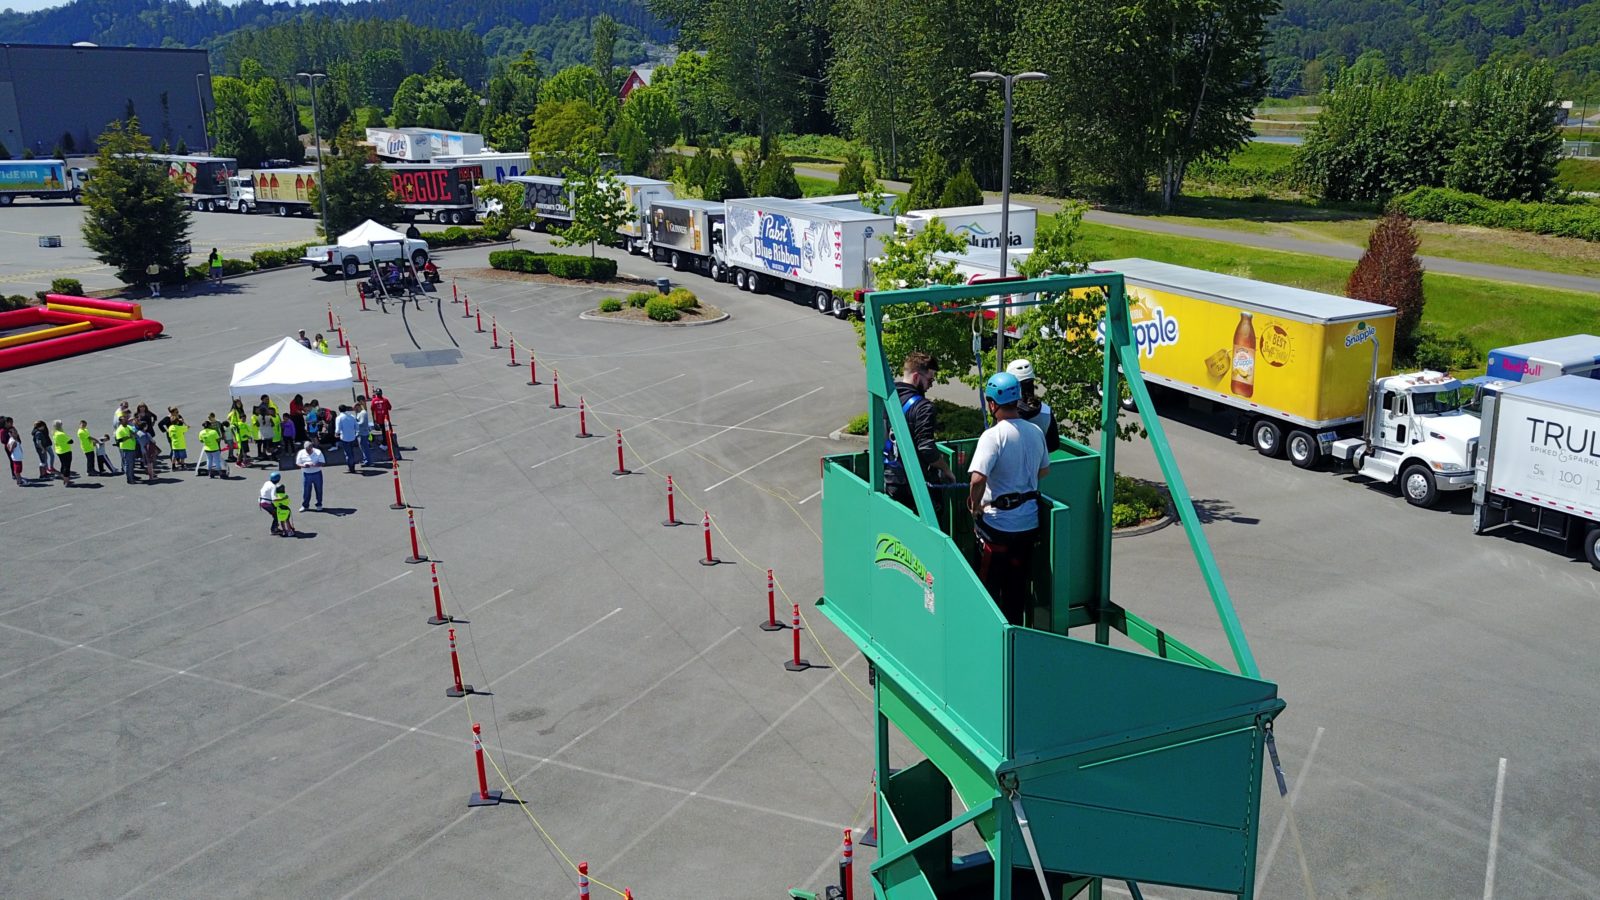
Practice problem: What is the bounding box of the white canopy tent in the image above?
[229,337,353,398]
[337,220,410,260]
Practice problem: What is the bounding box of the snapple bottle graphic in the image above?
[294,174,305,200]
[1231,311,1256,398]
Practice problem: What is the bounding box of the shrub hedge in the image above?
[489,249,617,280]
[1391,187,1600,241]
[185,258,257,282]
[667,287,699,310]
[1111,474,1165,528]
[50,278,84,296]
[599,297,623,312]
[626,290,654,308]
[252,245,311,269]
[645,297,680,322]
[418,225,508,248]
[2,294,30,311]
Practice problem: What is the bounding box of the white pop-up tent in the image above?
[229,337,353,398]
[337,220,410,259]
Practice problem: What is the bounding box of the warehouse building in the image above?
[0,43,212,158]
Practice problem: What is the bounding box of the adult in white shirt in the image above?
[296,441,325,511]
[259,471,283,534]
[966,372,1050,626]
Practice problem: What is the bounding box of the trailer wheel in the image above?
[276,204,290,217]
[1401,464,1438,508]
[342,257,360,279]
[0,195,13,206]
[70,191,80,205]
[1251,419,1284,458]
[1583,526,1600,570]
[830,293,849,318]
[814,290,831,313]
[747,272,763,294]
[669,251,682,271]
[1286,429,1318,469]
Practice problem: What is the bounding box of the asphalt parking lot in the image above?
[1,235,1596,899]
[0,201,321,298]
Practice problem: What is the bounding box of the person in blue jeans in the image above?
[354,399,375,466]
[333,405,360,473]
[295,441,325,510]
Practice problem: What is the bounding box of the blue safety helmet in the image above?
[984,372,1021,406]
[269,472,281,482]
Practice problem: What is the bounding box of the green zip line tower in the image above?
[817,273,1285,899]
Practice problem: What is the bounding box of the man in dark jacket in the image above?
[884,351,954,510]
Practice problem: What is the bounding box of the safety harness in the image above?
[882,394,925,471]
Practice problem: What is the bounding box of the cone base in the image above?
[759,620,785,632]
[528,380,542,385]
[389,502,407,510]
[661,519,682,527]
[784,659,811,672]
[613,468,632,476]
[699,557,721,567]
[446,684,474,698]
[467,790,502,807]
[404,555,429,564]
[427,615,451,625]
[550,403,566,409]
[576,432,592,439]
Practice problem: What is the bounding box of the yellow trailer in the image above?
[1095,258,1396,428]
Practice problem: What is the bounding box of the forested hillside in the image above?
[0,0,665,68]
[1269,0,1600,94]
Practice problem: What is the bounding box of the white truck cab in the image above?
[1331,370,1478,506]
[222,175,257,213]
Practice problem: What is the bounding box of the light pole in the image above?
[970,70,1048,370]
[298,72,330,236]
[195,72,211,155]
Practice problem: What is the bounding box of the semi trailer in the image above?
[152,154,238,211]
[509,175,572,230]
[0,159,86,205]
[614,176,674,253]
[646,199,725,273]
[719,197,892,317]
[1474,375,1600,569]
[1095,257,1478,507]
[383,163,483,224]
[900,203,1037,250]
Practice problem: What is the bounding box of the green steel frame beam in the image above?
[862,275,1261,678]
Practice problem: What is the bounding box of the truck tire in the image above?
[733,269,747,291]
[710,262,725,282]
[342,257,360,279]
[0,195,12,206]
[1286,429,1318,469]
[1251,419,1284,458]
[70,191,81,205]
[1401,463,1438,508]
[831,293,849,318]
[815,290,831,313]
[412,249,429,269]
[670,251,682,271]
[1583,526,1600,570]
[747,272,763,294]
[276,204,290,217]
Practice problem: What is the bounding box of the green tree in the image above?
[836,147,868,193]
[554,147,633,256]
[81,118,191,286]
[1346,210,1425,354]
[313,69,355,139]
[591,14,621,96]
[611,116,651,174]
[391,74,427,127]
[415,77,478,130]
[1295,67,1455,202]
[856,220,973,380]
[359,49,405,107]
[1008,205,1138,443]
[1016,0,1274,207]
[1445,63,1563,202]
[939,162,983,207]
[704,146,747,200]
[529,99,604,153]
[749,146,802,197]
[249,76,301,162]
[898,151,949,212]
[474,180,533,237]
[650,52,723,145]
[622,85,678,151]
[210,75,264,166]
[310,125,399,239]
[540,64,606,106]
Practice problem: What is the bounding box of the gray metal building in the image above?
[0,43,212,158]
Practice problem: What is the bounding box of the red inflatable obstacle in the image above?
[0,294,163,370]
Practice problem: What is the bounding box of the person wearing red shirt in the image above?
[368,389,399,461]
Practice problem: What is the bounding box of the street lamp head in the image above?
[1016,72,1050,83]
[970,71,1002,82]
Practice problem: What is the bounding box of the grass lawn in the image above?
[1079,220,1598,367]
[798,173,839,197]
[1557,157,1600,193]
[1121,194,1600,278]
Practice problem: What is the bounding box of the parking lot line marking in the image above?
[0,502,71,526]
[640,386,825,470]
[406,367,622,438]
[452,374,685,457]
[600,646,865,871]
[797,489,822,505]
[1256,725,1325,893]
[704,437,813,492]
[3,530,227,618]
[13,516,152,561]
[1484,757,1508,900]
[529,379,755,471]
[336,623,735,900]
[590,410,827,440]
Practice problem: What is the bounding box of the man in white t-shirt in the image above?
[259,472,283,534]
[296,441,325,511]
[967,371,1049,626]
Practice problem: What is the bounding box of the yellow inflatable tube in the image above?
[0,320,92,349]
[47,303,137,320]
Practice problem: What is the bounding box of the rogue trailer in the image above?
[646,199,724,273]
[383,163,483,224]
[1474,375,1600,568]
[719,197,891,318]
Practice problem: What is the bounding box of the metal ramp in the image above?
[817,273,1285,899]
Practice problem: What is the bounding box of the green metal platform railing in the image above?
[817,273,1285,899]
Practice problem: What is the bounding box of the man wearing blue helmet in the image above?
[967,370,1050,625]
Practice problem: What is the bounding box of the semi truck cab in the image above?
[1332,370,1477,506]
[224,175,256,213]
